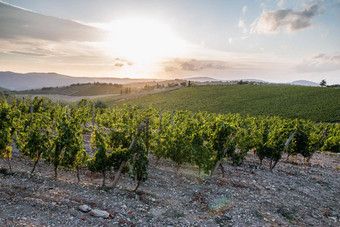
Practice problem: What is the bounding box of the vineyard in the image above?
[1,96,339,226]
[112,85,340,122]
[1,96,339,184]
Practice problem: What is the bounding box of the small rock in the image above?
[89,209,110,218]
[328,216,337,222]
[51,202,57,206]
[224,213,232,220]
[311,210,322,219]
[79,205,91,213]
[69,208,78,217]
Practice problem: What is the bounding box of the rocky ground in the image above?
[0,144,339,226]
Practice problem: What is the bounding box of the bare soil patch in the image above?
[1,144,339,226]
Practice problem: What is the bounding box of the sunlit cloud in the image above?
[157,49,297,82]
[251,3,320,34]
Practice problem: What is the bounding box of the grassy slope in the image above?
[70,86,122,96]
[112,85,340,122]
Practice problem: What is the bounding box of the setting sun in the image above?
[103,18,187,63]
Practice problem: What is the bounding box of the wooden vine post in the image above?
[110,123,145,188]
[159,113,162,133]
[271,130,296,171]
[145,118,149,154]
[92,103,95,126]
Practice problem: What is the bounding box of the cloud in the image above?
[296,53,340,73]
[163,59,229,72]
[277,0,285,8]
[228,38,233,44]
[113,57,133,67]
[0,2,105,41]
[9,51,48,57]
[251,3,319,34]
[242,5,247,13]
[0,38,105,59]
[238,20,247,33]
[0,2,114,74]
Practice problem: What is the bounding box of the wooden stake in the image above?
[159,114,162,133]
[145,118,149,154]
[92,103,95,126]
[271,131,296,170]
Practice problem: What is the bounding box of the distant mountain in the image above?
[184,77,217,82]
[0,71,156,91]
[289,80,319,87]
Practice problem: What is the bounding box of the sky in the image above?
[0,0,339,84]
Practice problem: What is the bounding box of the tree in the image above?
[320,79,326,87]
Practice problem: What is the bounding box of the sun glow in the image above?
[103,18,187,63]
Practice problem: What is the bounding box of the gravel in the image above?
[0,144,339,226]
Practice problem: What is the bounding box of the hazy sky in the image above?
[0,0,340,84]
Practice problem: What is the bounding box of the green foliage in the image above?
[322,124,340,153]
[0,100,14,168]
[250,117,294,168]
[95,101,108,109]
[76,99,92,128]
[130,138,148,190]
[107,124,132,171]
[16,112,52,174]
[1,96,339,187]
[287,120,314,158]
[45,107,87,179]
[88,129,111,186]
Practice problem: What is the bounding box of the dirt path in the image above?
[16,94,120,103]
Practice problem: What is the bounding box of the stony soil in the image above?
[0,144,339,226]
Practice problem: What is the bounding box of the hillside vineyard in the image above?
[1,97,339,188]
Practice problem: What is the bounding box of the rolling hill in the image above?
[110,85,340,122]
[0,71,157,91]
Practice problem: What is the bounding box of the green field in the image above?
[110,85,340,122]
